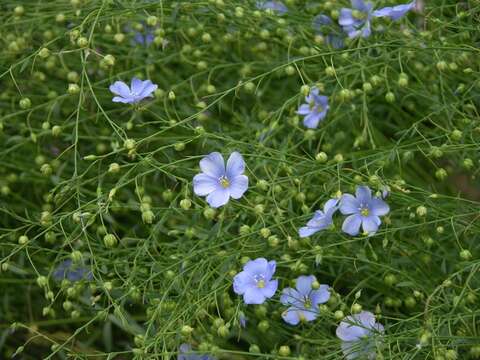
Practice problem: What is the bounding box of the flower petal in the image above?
[298,226,321,238]
[336,315,370,341]
[303,111,322,129]
[370,198,390,216]
[112,96,133,103]
[340,194,360,215]
[131,77,145,94]
[233,271,254,295]
[311,285,331,306]
[226,152,245,179]
[138,81,158,98]
[280,287,301,306]
[324,198,340,213]
[297,104,311,115]
[199,152,225,178]
[109,81,130,97]
[243,287,266,304]
[296,275,315,296]
[373,1,416,20]
[356,186,372,204]
[229,175,248,199]
[265,260,277,280]
[339,9,355,26]
[342,214,362,236]
[282,308,301,325]
[193,174,218,196]
[244,258,268,275]
[260,279,278,298]
[206,188,230,208]
[362,215,381,235]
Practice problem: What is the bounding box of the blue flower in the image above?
[299,198,339,238]
[280,275,330,325]
[340,186,390,236]
[297,87,329,129]
[339,0,416,38]
[239,312,247,328]
[336,311,384,360]
[133,31,154,46]
[233,258,278,305]
[256,1,288,15]
[193,152,248,208]
[178,344,216,360]
[339,0,375,38]
[109,78,158,104]
[52,259,92,282]
[372,1,417,20]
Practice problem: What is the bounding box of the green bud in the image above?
[459,249,472,260]
[351,303,362,313]
[278,346,291,356]
[257,320,269,332]
[334,310,344,320]
[19,98,32,109]
[315,152,328,163]
[385,92,395,103]
[103,233,118,248]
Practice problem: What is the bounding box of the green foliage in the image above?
[0,0,479,359]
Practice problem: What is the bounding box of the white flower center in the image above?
[219,176,230,188]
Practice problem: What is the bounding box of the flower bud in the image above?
[459,249,472,260]
[351,303,362,314]
[142,210,155,224]
[103,233,118,248]
[385,92,395,103]
[416,206,427,217]
[18,235,29,245]
[435,168,447,181]
[325,66,335,76]
[450,129,462,141]
[203,207,216,219]
[19,98,32,109]
[180,325,193,336]
[180,199,192,210]
[36,276,48,287]
[278,346,291,356]
[257,320,269,332]
[217,325,229,338]
[334,310,344,320]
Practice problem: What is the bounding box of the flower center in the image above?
[257,279,265,288]
[360,207,370,217]
[303,298,312,309]
[219,176,230,188]
[352,9,367,20]
[309,100,316,111]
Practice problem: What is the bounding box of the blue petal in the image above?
[282,308,301,325]
[355,186,372,204]
[226,151,245,179]
[233,270,255,295]
[299,225,321,238]
[311,285,331,306]
[373,1,416,20]
[361,215,381,235]
[206,188,230,208]
[244,258,268,275]
[342,214,362,236]
[229,175,248,199]
[340,194,359,215]
[199,152,225,178]
[303,111,322,129]
[193,173,218,196]
[370,198,390,216]
[296,275,315,296]
[109,81,130,97]
[243,287,266,304]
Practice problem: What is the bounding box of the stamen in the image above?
[257,279,265,288]
[360,207,370,216]
[219,176,230,188]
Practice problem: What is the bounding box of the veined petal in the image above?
[370,198,390,216]
[280,287,301,305]
[282,308,301,325]
[109,81,130,97]
[199,152,225,178]
[373,1,416,20]
[243,287,266,304]
[226,152,245,178]
[233,271,254,295]
[131,77,145,94]
[339,9,355,26]
[303,111,322,129]
[351,0,369,12]
[356,186,372,204]
[206,188,230,208]
[260,279,278,298]
[229,175,248,199]
[193,174,218,196]
[342,214,362,236]
[299,226,321,238]
[296,275,315,295]
[265,260,277,280]
[244,258,268,275]
[138,82,158,98]
[311,285,331,306]
[362,216,381,235]
[340,194,359,215]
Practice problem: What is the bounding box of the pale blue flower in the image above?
[297,87,329,129]
[299,198,339,238]
[233,258,278,305]
[339,0,416,38]
[109,78,158,104]
[336,311,384,359]
[193,152,248,208]
[340,186,390,236]
[256,1,288,15]
[53,259,92,282]
[178,344,215,360]
[280,275,330,325]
